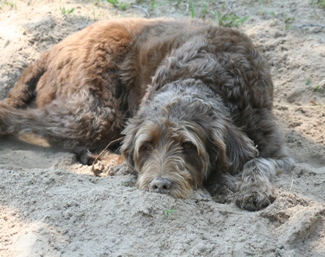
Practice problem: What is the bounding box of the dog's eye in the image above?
[140,143,153,153]
[182,142,196,150]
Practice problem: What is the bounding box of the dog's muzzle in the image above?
[149,177,173,194]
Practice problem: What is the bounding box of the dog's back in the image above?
[0,18,294,210]
[1,18,276,156]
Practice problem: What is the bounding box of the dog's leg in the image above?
[4,53,48,108]
[235,157,294,211]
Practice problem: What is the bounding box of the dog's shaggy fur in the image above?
[0,18,293,211]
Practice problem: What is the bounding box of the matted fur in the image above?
[0,18,294,211]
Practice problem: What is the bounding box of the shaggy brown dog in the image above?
[0,18,293,211]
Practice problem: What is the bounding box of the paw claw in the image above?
[110,162,131,175]
[235,189,275,211]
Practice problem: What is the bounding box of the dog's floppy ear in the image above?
[207,124,232,173]
[120,117,142,174]
[208,120,258,175]
[224,122,259,174]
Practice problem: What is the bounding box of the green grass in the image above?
[60,6,75,15]
[320,0,325,7]
[201,0,210,18]
[107,0,119,5]
[163,209,178,218]
[313,85,321,92]
[313,80,325,93]
[90,0,249,26]
[215,12,250,27]
[98,0,247,26]
[77,212,86,221]
[151,0,176,11]
[106,0,129,10]
[189,0,195,18]
[311,0,325,8]
[0,1,17,10]
[284,15,295,29]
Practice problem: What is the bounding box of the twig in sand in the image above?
[293,24,325,29]
[185,3,189,15]
[131,4,150,17]
[91,137,124,176]
[289,174,294,192]
[226,0,234,10]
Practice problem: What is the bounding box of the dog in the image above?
[0,18,293,211]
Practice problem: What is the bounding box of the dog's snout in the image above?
[149,178,173,194]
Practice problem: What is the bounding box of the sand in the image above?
[0,1,324,256]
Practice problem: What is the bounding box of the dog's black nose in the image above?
[149,178,172,194]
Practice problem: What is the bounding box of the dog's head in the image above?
[121,80,258,198]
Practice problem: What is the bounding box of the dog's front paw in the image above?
[91,152,125,176]
[92,160,109,176]
[109,162,130,176]
[92,160,129,176]
[235,184,275,211]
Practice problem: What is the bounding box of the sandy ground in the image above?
[0,0,325,256]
